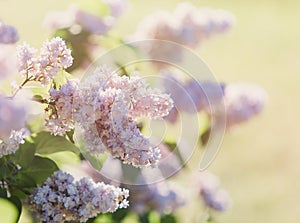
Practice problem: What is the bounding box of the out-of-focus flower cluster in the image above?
[17,37,73,85]
[134,2,235,46]
[30,170,129,223]
[46,66,173,167]
[0,96,27,158]
[44,0,127,35]
[133,2,235,66]
[163,71,224,123]
[0,45,17,80]
[74,159,185,215]
[197,171,231,211]
[162,70,267,129]
[129,181,186,215]
[223,83,267,127]
[0,21,19,44]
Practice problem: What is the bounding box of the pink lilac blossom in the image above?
[197,171,231,211]
[74,66,173,167]
[45,66,173,167]
[224,83,267,127]
[30,170,129,223]
[46,79,79,135]
[16,37,73,85]
[0,22,19,44]
[162,72,224,123]
[133,2,235,48]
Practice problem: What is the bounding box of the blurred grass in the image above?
[1,0,300,222]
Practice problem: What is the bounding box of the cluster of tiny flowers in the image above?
[16,37,73,85]
[45,66,173,167]
[198,172,231,211]
[46,79,79,135]
[224,83,267,127]
[30,170,129,223]
[0,129,25,158]
[74,66,173,167]
[0,21,19,44]
[163,72,224,123]
[134,2,235,47]
[130,182,185,215]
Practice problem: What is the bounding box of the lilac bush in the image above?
[0,1,267,223]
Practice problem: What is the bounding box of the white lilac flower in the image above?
[30,170,129,223]
[0,22,19,44]
[0,129,26,158]
[16,43,38,78]
[198,171,231,211]
[38,37,73,84]
[224,83,267,127]
[16,37,73,85]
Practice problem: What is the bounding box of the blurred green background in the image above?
[1,0,300,222]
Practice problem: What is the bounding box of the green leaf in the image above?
[111,208,129,222]
[34,131,79,155]
[0,198,19,223]
[93,214,113,223]
[0,160,10,180]
[0,187,7,198]
[15,172,36,188]
[148,211,160,223]
[161,214,176,223]
[74,127,108,170]
[12,140,36,168]
[10,189,27,200]
[81,152,109,171]
[20,156,58,185]
[53,70,73,87]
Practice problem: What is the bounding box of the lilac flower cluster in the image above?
[43,0,127,35]
[224,83,267,127]
[163,71,224,123]
[0,21,19,44]
[134,2,235,47]
[0,96,27,158]
[129,181,185,215]
[30,170,129,223]
[46,79,79,135]
[17,37,73,85]
[45,66,173,167]
[0,129,25,158]
[198,171,231,211]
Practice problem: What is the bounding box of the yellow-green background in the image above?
[1,0,300,222]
